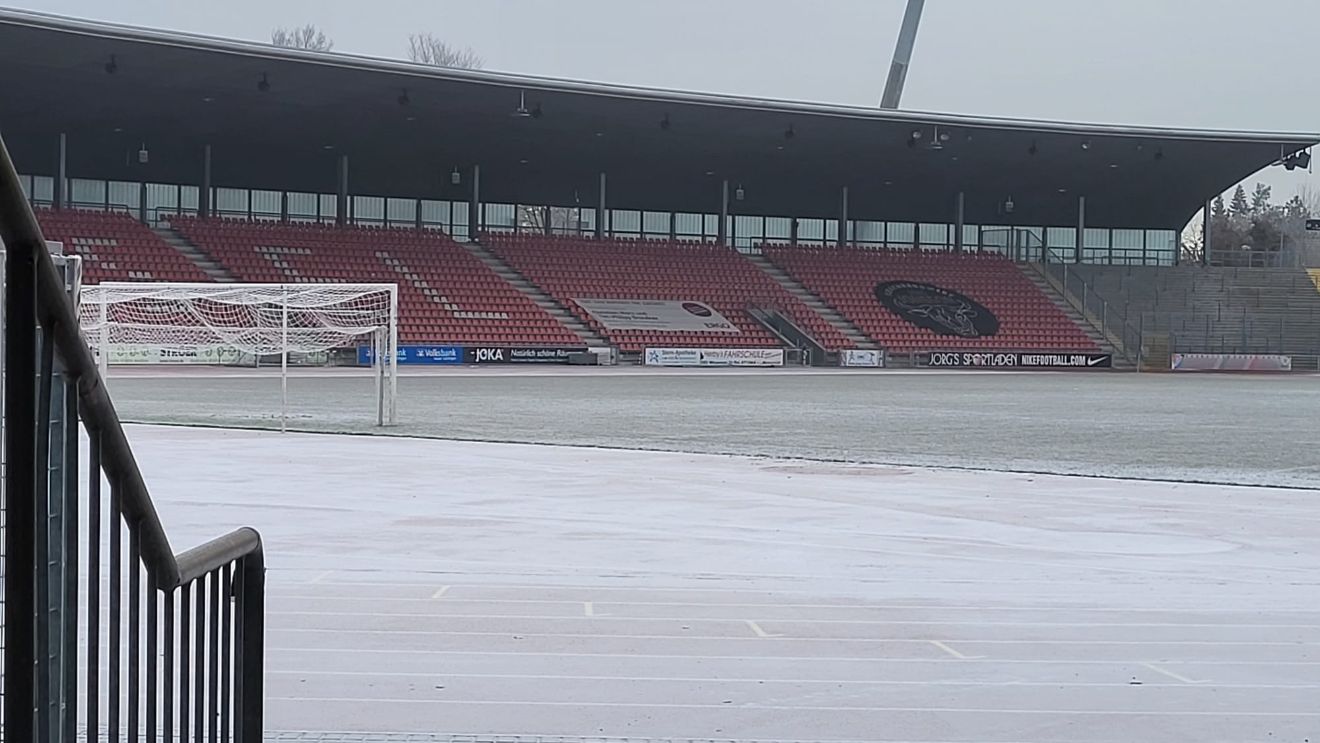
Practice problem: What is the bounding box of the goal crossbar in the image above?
[79,281,400,427]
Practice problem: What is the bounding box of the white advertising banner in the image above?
[1171,353,1292,372]
[576,298,741,333]
[108,347,246,365]
[840,349,884,368]
[644,348,784,367]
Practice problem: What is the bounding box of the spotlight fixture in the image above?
[784,124,796,140]
[734,184,746,201]
[257,73,270,92]
[660,114,672,131]
[1027,141,1038,156]
[911,129,923,140]
[104,54,118,74]
[1003,196,1015,213]
[1080,140,1091,151]
[1282,149,1312,171]
[397,89,411,106]
[450,167,461,186]
[137,144,149,164]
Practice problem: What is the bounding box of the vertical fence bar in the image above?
[62,376,81,743]
[219,564,233,743]
[129,529,142,743]
[147,572,160,743]
[86,431,103,741]
[232,566,246,743]
[109,481,123,742]
[34,323,55,743]
[237,553,265,743]
[179,583,192,743]
[2,218,38,743]
[164,589,176,743]
[209,569,222,743]
[195,575,207,743]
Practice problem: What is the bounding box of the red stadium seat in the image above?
[761,246,1098,353]
[36,209,212,283]
[483,234,855,353]
[168,218,580,346]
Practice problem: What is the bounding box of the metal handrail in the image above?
[1039,249,1146,363]
[2,133,265,740]
[0,137,264,592]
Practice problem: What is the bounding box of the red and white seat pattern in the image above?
[484,234,855,353]
[36,209,211,284]
[170,218,580,346]
[763,247,1098,352]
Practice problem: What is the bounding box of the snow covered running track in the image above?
[122,425,1320,742]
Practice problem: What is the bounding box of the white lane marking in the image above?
[269,645,1320,665]
[930,640,983,660]
[263,593,1320,615]
[266,626,1315,646]
[262,608,1320,630]
[263,697,1320,716]
[430,586,450,600]
[268,575,1315,590]
[1140,662,1209,684]
[745,620,780,638]
[265,669,1318,689]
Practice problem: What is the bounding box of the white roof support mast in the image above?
[880,0,927,110]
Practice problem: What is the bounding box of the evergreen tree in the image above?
[1229,185,1250,217]
[1212,194,1226,220]
[1250,183,1273,215]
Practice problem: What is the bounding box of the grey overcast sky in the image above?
[13,0,1320,201]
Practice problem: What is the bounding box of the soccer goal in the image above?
[78,282,399,428]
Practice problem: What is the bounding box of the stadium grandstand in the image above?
[1,7,1317,368]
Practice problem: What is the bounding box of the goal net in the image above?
[78,282,399,427]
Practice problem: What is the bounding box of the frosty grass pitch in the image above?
[115,368,1320,741]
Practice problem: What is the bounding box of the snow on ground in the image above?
[126,424,1320,742]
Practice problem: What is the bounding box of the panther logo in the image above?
[874,281,1000,338]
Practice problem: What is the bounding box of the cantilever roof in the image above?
[1,8,1315,228]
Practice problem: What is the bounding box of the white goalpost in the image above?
[78,282,399,429]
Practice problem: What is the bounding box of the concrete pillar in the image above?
[1075,195,1086,264]
[281,192,290,223]
[839,186,849,248]
[954,191,966,253]
[54,132,67,210]
[596,172,607,239]
[470,165,481,237]
[138,182,147,224]
[200,144,212,219]
[718,179,729,245]
[336,154,349,227]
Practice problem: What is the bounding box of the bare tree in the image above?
[271,24,334,51]
[407,33,483,69]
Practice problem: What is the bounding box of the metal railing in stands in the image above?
[1,133,266,741]
[1039,249,1146,364]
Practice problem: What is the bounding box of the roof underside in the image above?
[0,10,1315,229]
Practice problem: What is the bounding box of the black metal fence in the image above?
[2,131,266,741]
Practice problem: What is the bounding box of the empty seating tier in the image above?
[170,218,580,347]
[36,209,211,283]
[484,235,854,353]
[764,247,1098,352]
